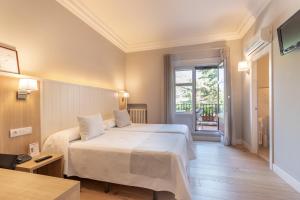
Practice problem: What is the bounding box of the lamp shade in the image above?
[19,78,38,92]
[238,61,250,72]
[116,91,130,98]
[123,92,130,98]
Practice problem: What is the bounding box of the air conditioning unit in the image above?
[244,27,272,58]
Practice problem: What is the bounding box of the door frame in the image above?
[249,44,273,169]
[170,55,230,141]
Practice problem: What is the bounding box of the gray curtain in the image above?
[164,54,172,124]
[221,49,232,146]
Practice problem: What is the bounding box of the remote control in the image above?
[34,155,53,163]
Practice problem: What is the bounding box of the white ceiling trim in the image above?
[236,0,272,37]
[57,0,272,53]
[56,0,129,51]
[126,32,241,52]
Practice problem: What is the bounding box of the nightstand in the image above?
[16,153,64,178]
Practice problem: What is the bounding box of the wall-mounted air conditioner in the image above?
[244,27,272,58]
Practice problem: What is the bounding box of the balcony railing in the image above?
[176,103,221,122]
[197,104,218,122]
[176,103,193,112]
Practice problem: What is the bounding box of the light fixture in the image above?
[115,90,130,109]
[123,92,130,98]
[17,78,38,100]
[115,90,130,99]
[238,61,250,72]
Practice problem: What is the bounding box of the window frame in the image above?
[174,68,194,114]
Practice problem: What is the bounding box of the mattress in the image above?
[110,123,196,159]
[43,129,192,200]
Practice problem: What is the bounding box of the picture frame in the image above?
[0,45,20,74]
[29,142,40,157]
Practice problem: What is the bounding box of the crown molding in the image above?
[126,32,241,52]
[56,0,129,52]
[57,0,272,53]
[236,0,272,37]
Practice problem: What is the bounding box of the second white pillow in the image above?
[113,110,131,127]
[77,114,104,140]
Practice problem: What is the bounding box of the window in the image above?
[175,70,193,112]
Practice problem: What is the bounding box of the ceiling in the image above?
[57,0,271,52]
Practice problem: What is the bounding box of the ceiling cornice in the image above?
[57,0,272,53]
[236,0,272,37]
[126,32,241,52]
[56,0,129,51]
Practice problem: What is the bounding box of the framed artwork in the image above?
[0,45,20,74]
[29,142,40,157]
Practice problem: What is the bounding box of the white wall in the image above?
[241,0,300,183]
[0,0,125,90]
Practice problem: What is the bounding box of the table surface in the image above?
[16,153,63,171]
[0,168,80,200]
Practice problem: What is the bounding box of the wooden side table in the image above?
[16,153,64,178]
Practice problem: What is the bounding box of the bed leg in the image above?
[104,182,111,193]
[153,191,158,200]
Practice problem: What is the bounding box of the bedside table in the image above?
[16,153,64,178]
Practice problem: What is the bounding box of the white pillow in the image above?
[77,114,105,140]
[103,118,116,130]
[113,110,131,127]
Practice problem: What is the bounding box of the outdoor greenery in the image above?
[196,68,219,106]
[175,67,224,113]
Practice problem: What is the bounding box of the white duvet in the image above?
[43,129,192,200]
[111,123,196,159]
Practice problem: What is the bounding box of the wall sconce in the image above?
[238,61,250,72]
[116,90,130,102]
[17,78,38,100]
[115,90,130,109]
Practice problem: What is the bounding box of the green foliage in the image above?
[175,67,224,113]
[196,68,219,105]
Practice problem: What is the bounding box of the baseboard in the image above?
[273,164,300,193]
[192,134,221,142]
[242,140,251,151]
[233,139,243,145]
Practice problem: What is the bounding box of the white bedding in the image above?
[110,123,196,159]
[43,129,192,200]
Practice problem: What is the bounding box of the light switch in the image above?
[10,127,32,138]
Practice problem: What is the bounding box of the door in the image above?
[195,66,219,132]
[257,54,270,161]
[218,62,225,135]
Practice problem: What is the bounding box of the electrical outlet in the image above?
[10,127,32,138]
[10,129,19,137]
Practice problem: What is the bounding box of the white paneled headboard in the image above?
[40,80,118,142]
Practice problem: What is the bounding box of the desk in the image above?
[0,168,80,200]
[16,153,63,177]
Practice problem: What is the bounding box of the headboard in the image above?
[41,80,118,143]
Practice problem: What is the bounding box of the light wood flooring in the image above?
[79,142,300,200]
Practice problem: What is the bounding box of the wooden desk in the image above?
[0,168,80,200]
[16,153,64,177]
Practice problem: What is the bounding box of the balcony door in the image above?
[174,63,225,132]
[195,66,222,132]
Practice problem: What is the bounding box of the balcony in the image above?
[176,103,221,131]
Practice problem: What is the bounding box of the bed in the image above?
[109,123,196,160]
[43,128,192,200]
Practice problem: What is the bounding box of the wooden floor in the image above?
[79,142,300,200]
